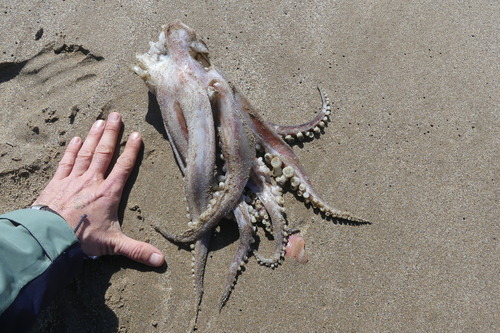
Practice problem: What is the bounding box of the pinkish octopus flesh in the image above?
[133,20,369,328]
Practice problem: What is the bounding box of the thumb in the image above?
[113,234,165,267]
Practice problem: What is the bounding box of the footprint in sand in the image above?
[0,42,105,206]
[1,42,104,104]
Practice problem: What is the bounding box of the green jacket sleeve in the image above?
[0,209,85,332]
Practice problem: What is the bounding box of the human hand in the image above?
[33,112,164,267]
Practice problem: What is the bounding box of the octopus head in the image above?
[164,20,210,67]
[133,20,210,93]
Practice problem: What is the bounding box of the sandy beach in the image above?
[0,1,498,332]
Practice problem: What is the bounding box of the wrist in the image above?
[29,205,97,259]
[29,205,64,219]
[29,205,81,237]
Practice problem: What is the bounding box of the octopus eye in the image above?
[190,40,208,54]
[196,53,210,67]
[189,50,210,68]
[189,40,211,67]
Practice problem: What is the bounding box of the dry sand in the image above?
[0,1,498,332]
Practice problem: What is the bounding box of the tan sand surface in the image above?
[0,1,498,332]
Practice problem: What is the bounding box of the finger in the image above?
[113,233,165,267]
[106,132,142,194]
[88,112,123,175]
[72,119,106,176]
[53,137,82,179]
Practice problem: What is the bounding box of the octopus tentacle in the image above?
[267,86,332,143]
[183,101,216,220]
[135,31,190,171]
[218,200,255,310]
[190,232,212,329]
[263,145,369,224]
[234,87,369,224]
[134,24,217,221]
[159,78,255,243]
[248,159,289,267]
[135,25,219,330]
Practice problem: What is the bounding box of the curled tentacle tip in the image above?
[284,233,309,264]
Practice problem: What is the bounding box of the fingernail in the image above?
[130,132,141,140]
[70,137,81,145]
[94,120,105,128]
[108,112,120,122]
[149,253,164,266]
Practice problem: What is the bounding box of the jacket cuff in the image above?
[0,208,78,261]
[0,209,84,330]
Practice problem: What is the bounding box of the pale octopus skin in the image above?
[133,20,368,327]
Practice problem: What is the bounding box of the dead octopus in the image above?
[133,20,368,326]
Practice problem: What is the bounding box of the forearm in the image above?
[0,209,85,332]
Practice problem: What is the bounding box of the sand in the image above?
[0,1,498,332]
